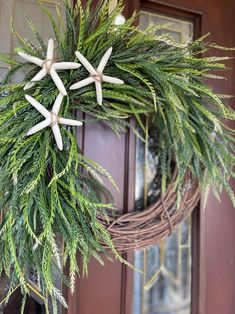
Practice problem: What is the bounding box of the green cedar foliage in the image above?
[0,0,235,311]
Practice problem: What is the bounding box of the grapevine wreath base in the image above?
[100,170,200,252]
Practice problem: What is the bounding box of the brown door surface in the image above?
[68,1,235,314]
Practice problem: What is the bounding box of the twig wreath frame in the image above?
[0,0,235,310]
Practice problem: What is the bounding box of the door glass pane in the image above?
[133,12,194,314]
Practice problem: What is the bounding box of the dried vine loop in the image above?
[100,170,200,252]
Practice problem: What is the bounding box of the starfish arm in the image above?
[18,52,43,67]
[31,68,47,82]
[23,68,47,90]
[95,81,103,105]
[59,117,83,126]
[52,93,64,115]
[25,95,50,118]
[53,62,81,70]
[102,75,124,85]
[70,77,95,90]
[47,39,54,60]
[24,81,36,90]
[52,124,63,150]
[75,51,96,75]
[97,47,113,73]
[27,119,51,136]
[50,66,67,96]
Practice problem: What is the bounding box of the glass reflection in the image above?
[133,12,194,314]
[133,128,192,314]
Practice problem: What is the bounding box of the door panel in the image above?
[68,121,135,314]
[72,122,128,314]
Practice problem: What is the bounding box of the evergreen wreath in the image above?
[0,0,235,311]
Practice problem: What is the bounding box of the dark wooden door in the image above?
[67,1,235,314]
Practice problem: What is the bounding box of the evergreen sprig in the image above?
[0,0,235,311]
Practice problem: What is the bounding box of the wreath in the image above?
[0,0,235,310]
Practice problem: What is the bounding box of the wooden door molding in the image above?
[191,205,206,314]
[138,0,202,38]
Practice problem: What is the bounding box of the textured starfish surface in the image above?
[19,39,81,95]
[70,47,124,105]
[26,93,83,150]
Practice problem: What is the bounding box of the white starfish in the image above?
[70,47,124,105]
[18,39,81,96]
[25,93,83,151]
